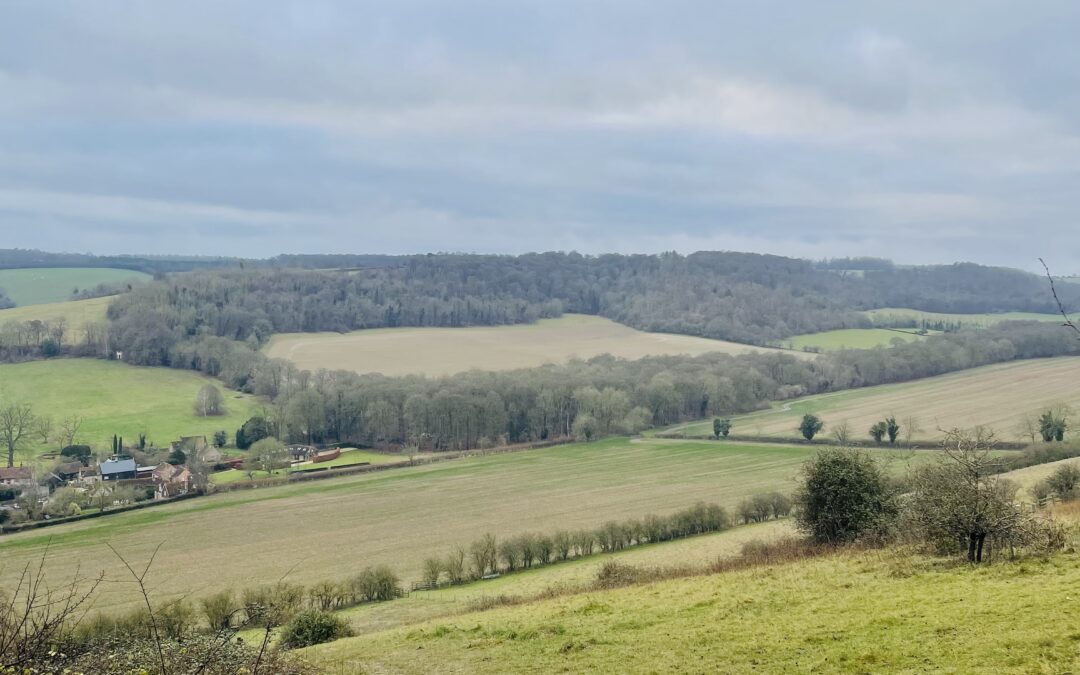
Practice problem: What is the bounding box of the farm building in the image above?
[152,463,193,499]
[0,466,33,487]
[99,456,137,481]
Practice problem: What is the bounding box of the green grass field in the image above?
[669,357,1080,443]
[0,267,150,306]
[263,314,806,377]
[0,437,927,612]
[210,448,407,484]
[0,297,111,343]
[865,307,1066,327]
[304,549,1080,673]
[780,328,933,351]
[0,359,264,463]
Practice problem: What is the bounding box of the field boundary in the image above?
[654,431,1026,450]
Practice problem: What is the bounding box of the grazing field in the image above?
[305,549,1080,674]
[670,357,1080,442]
[0,438,925,611]
[0,359,263,463]
[865,307,1065,327]
[0,296,111,342]
[780,328,931,351]
[210,448,406,484]
[264,314,804,376]
[0,267,149,306]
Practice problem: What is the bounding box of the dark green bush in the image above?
[279,610,353,649]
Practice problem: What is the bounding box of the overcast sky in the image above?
[1,1,1078,271]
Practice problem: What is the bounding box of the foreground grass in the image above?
[0,297,111,343]
[780,328,933,352]
[0,267,150,306]
[1,438,892,611]
[670,357,1080,442]
[305,549,1080,673]
[263,313,804,377]
[0,359,264,464]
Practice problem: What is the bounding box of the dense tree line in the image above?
[106,252,1080,349]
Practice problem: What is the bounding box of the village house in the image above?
[98,456,137,481]
[170,435,222,464]
[0,466,34,488]
[152,463,192,499]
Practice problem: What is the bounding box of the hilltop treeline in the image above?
[121,320,1080,451]
[106,252,1077,348]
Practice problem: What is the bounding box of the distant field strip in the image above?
[674,357,1080,442]
[264,314,805,376]
[0,267,149,306]
[865,307,1065,327]
[0,438,923,611]
[0,297,111,342]
[781,328,933,351]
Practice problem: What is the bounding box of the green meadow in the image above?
[0,267,150,306]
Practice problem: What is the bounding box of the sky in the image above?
[1,1,1078,271]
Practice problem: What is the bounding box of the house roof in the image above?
[153,463,191,482]
[99,457,136,475]
[0,466,32,481]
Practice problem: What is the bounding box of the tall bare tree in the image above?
[0,402,35,468]
[56,414,83,449]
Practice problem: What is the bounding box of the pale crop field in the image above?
[263,314,805,376]
[0,296,111,344]
[0,267,150,306]
[0,438,921,612]
[672,357,1080,443]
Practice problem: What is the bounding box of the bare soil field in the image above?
[263,314,804,376]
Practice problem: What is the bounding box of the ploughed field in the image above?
[304,548,1080,674]
[0,267,150,306]
[670,357,1080,443]
[0,359,263,464]
[0,438,929,612]
[262,314,805,376]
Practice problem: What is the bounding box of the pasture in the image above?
[305,549,1080,673]
[780,328,930,351]
[865,307,1065,328]
[0,267,149,306]
[263,314,803,376]
[0,297,111,343]
[0,438,925,611]
[670,357,1080,443]
[0,359,263,463]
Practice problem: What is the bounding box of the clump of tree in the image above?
[794,448,897,544]
[906,428,1060,563]
[244,437,287,478]
[1039,409,1068,442]
[737,492,792,524]
[195,384,226,417]
[1034,462,1080,504]
[799,414,824,441]
[712,418,732,439]
[236,415,272,449]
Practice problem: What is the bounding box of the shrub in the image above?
[60,444,93,465]
[349,566,400,602]
[201,589,238,631]
[279,610,353,649]
[794,448,897,544]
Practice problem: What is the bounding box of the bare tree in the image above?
[195,384,226,417]
[831,420,852,446]
[0,401,35,468]
[1040,258,1080,339]
[57,414,84,449]
[34,415,53,446]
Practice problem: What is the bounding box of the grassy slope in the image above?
[305,550,1080,674]
[0,267,150,306]
[0,297,111,343]
[0,359,263,462]
[263,313,807,377]
[865,307,1065,327]
[671,357,1080,442]
[781,328,931,351]
[211,449,405,484]
[0,438,926,611]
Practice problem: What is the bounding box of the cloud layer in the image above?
[1,1,1078,270]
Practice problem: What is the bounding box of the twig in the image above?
[1039,258,1080,338]
[108,541,168,675]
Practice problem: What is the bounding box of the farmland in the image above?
[865,307,1065,328]
[0,359,263,463]
[0,267,149,306]
[669,357,1080,442]
[304,549,1080,674]
[263,314,804,377]
[780,328,931,352]
[0,437,928,611]
[0,297,111,343]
